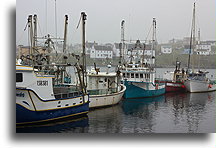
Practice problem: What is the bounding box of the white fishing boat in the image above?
[87,66,126,108]
[184,71,216,92]
[16,13,90,125]
[16,65,89,125]
[184,3,216,93]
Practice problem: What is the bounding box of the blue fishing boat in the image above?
[121,65,165,99]
[119,18,165,99]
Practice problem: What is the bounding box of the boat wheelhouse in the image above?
[87,67,126,108]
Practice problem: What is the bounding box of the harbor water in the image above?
[17,68,216,133]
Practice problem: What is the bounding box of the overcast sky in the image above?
[16,0,216,45]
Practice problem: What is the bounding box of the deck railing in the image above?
[54,91,82,99]
[88,87,118,95]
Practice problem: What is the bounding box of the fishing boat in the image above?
[156,60,187,92]
[184,3,216,93]
[121,64,165,98]
[16,13,89,125]
[87,65,126,108]
[184,70,216,92]
[120,19,165,99]
[72,13,126,108]
[16,64,89,125]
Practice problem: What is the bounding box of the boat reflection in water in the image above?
[165,91,215,133]
[16,116,89,133]
[121,95,165,133]
[87,105,123,133]
[122,96,165,115]
[17,91,215,133]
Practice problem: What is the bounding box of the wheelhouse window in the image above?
[131,73,134,78]
[140,73,143,78]
[127,73,130,78]
[16,73,23,82]
[123,73,125,78]
[135,73,139,78]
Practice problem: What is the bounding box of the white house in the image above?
[161,45,172,54]
[195,43,211,55]
[90,45,113,59]
[126,44,155,64]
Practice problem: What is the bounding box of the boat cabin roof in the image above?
[87,72,117,77]
[16,65,34,71]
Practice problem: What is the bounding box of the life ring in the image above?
[155,84,159,90]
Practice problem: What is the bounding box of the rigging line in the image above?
[54,0,58,50]
[17,29,26,45]
[45,0,48,34]
[36,17,44,40]
[76,15,82,29]
[145,24,153,43]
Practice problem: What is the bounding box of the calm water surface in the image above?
[17,68,216,133]
[17,91,215,133]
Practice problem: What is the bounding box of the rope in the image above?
[145,24,153,43]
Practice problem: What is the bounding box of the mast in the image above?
[187,2,196,72]
[150,18,156,83]
[33,14,37,65]
[121,20,125,65]
[142,43,146,67]
[33,14,37,53]
[62,15,69,83]
[198,28,201,70]
[81,12,87,94]
[63,15,68,53]
[151,18,156,68]
[28,15,33,56]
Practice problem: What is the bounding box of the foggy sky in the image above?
[16,0,216,46]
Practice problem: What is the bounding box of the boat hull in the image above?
[16,103,89,125]
[123,81,165,99]
[16,88,89,125]
[89,84,126,108]
[184,80,216,93]
[155,80,186,92]
[165,82,186,92]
